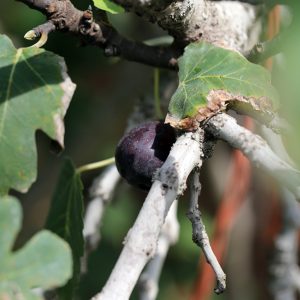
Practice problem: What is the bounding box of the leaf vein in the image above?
[0,49,23,140]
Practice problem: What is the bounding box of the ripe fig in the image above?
[115,121,176,191]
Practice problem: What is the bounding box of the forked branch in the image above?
[187,168,226,294]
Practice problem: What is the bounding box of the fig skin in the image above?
[115,121,176,191]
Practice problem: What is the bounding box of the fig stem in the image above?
[77,157,115,174]
[153,68,163,119]
[24,30,48,48]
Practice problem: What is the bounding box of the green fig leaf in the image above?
[0,34,76,195]
[45,158,84,299]
[93,0,124,14]
[0,196,72,300]
[166,42,279,130]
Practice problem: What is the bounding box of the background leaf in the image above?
[166,42,279,129]
[0,34,76,195]
[45,158,84,299]
[0,195,72,299]
[93,0,124,14]
[275,4,300,166]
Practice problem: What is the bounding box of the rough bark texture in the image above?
[113,0,262,51]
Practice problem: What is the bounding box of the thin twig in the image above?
[138,201,179,300]
[81,165,120,286]
[191,117,252,299]
[82,164,121,270]
[246,31,285,63]
[187,168,226,294]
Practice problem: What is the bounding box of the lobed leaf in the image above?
[0,34,76,195]
[0,196,72,300]
[166,42,279,130]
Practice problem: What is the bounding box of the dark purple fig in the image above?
[115,121,176,191]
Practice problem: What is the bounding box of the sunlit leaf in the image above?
[0,34,76,195]
[166,42,279,130]
[276,5,300,166]
[93,0,124,14]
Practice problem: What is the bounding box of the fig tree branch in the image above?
[17,0,181,69]
[91,129,204,300]
[81,165,120,274]
[83,165,120,252]
[246,6,299,64]
[187,168,226,294]
[190,144,252,299]
[138,201,179,300]
[205,113,300,200]
[112,0,261,53]
[246,29,289,63]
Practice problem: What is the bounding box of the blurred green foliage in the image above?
[276,5,300,166]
